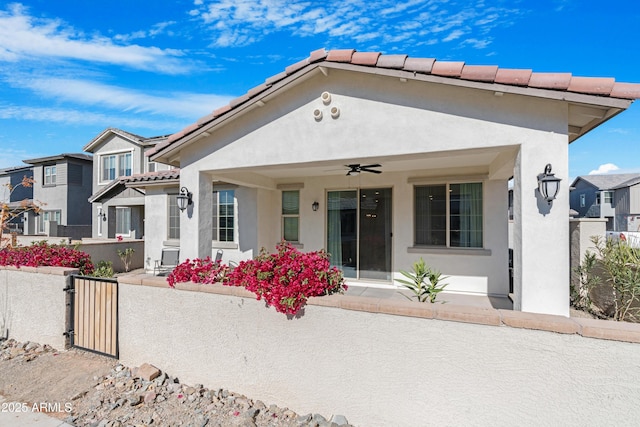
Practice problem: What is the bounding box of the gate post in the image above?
[63,275,75,349]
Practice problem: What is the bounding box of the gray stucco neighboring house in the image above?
[149,47,640,317]
[84,128,172,240]
[22,153,93,239]
[0,165,34,234]
[570,173,640,231]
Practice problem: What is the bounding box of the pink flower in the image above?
[166,242,346,315]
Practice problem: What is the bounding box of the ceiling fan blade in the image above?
[361,168,382,174]
[361,164,381,169]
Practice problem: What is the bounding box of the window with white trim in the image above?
[580,193,586,207]
[44,165,56,186]
[115,207,131,236]
[168,194,180,239]
[101,152,132,182]
[281,190,300,242]
[414,182,483,248]
[212,190,235,242]
[604,191,613,204]
[38,210,61,234]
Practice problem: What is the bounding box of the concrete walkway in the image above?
[345,284,514,310]
[0,396,73,427]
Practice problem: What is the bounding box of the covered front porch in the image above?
[177,143,522,303]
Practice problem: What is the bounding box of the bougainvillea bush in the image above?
[167,256,229,287]
[0,241,94,275]
[167,242,347,315]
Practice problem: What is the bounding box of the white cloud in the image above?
[589,163,620,175]
[0,105,187,131]
[0,4,192,74]
[8,77,233,120]
[194,0,521,49]
[0,147,43,169]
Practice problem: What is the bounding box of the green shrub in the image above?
[92,260,114,278]
[396,258,448,303]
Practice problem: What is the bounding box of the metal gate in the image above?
[66,275,119,358]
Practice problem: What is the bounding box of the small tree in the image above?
[117,247,135,272]
[1,176,41,247]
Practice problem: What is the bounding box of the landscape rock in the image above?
[136,362,161,381]
[0,338,357,427]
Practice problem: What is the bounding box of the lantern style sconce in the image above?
[312,201,319,212]
[537,164,561,205]
[177,186,193,212]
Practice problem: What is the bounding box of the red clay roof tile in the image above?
[431,61,465,77]
[326,49,355,62]
[285,57,309,75]
[196,113,215,126]
[155,48,640,156]
[495,68,532,86]
[229,93,250,109]
[213,104,232,117]
[247,82,271,99]
[568,76,615,95]
[529,72,572,90]
[376,54,408,69]
[461,65,498,82]
[403,57,435,74]
[351,51,380,66]
[610,82,640,99]
[309,48,328,63]
[264,70,288,86]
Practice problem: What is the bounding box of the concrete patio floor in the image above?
[345,285,513,310]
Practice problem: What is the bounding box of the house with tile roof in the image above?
[150,48,640,317]
[570,173,640,232]
[84,128,175,243]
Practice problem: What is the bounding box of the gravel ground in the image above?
[0,339,352,427]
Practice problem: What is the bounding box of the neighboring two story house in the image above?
[22,153,93,239]
[570,173,640,231]
[84,128,172,240]
[0,165,34,234]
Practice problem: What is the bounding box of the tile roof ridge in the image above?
[156,47,640,158]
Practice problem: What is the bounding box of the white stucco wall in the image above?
[0,268,70,349]
[118,283,640,427]
[174,69,572,313]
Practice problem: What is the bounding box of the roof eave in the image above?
[151,61,635,164]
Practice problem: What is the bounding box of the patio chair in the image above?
[154,248,180,276]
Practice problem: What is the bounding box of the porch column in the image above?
[513,139,569,317]
[180,169,213,261]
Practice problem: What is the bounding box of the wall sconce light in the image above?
[537,164,561,205]
[177,186,193,212]
[312,201,319,212]
[97,208,106,222]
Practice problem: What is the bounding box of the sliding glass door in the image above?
[327,188,392,281]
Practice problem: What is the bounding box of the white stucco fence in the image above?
[117,280,640,427]
[2,266,640,426]
[0,267,72,349]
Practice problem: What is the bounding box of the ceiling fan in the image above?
[346,163,382,176]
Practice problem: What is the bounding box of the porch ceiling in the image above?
[209,146,517,187]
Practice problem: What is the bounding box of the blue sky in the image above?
[0,0,638,179]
